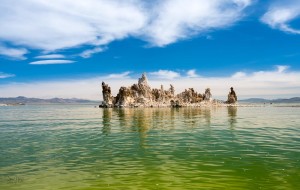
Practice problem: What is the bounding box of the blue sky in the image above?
[1,0,300,100]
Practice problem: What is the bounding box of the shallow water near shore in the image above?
[0,105,300,189]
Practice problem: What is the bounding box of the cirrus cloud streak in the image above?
[261,0,300,34]
[29,60,75,65]
[0,72,15,79]
[0,45,28,60]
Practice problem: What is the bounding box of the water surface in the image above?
[0,105,299,189]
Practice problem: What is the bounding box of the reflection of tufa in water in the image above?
[100,73,237,108]
[227,106,237,129]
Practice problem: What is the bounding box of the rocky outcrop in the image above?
[203,88,212,101]
[101,82,114,107]
[226,87,237,104]
[176,88,203,104]
[137,73,152,100]
[100,73,233,108]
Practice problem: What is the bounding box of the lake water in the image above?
[0,105,299,189]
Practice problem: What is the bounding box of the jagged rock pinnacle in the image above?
[226,87,238,104]
[100,73,234,108]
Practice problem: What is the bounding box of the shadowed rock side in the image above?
[226,87,237,104]
[101,82,114,105]
[100,73,237,108]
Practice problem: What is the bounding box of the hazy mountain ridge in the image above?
[1,96,300,105]
[240,97,300,103]
[0,96,100,104]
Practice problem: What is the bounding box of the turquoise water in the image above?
[0,105,299,189]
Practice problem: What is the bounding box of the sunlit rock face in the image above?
[203,88,212,101]
[137,73,152,100]
[176,88,203,104]
[100,73,230,108]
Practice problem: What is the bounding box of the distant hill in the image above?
[0,96,100,105]
[240,97,300,103]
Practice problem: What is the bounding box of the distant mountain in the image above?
[239,98,268,103]
[0,96,100,105]
[240,97,300,103]
[272,97,300,103]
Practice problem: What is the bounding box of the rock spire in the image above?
[100,73,235,108]
[226,87,238,104]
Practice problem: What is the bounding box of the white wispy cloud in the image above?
[143,0,252,46]
[149,70,181,79]
[0,72,15,79]
[187,69,199,78]
[276,65,289,73]
[0,66,300,100]
[0,45,28,60]
[107,71,131,79]
[0,0,252,57]
[261,1,300,34]
[80,47,105,58]
[232,71,247,79]
[29,60,75,65]
[35,54,66,59]
[0,0,146,51]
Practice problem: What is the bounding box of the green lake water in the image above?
[0,105,299,189]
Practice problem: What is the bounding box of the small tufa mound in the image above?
[226,87,238,104]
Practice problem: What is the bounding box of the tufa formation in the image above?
[100,73,237,108]
[226,87,237,104]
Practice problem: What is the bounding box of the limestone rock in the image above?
[176,88,203,104]
[170,100,182,107]
[152,84,175,103]
[203,88,212,101]
[226,87,237,104]
[137,73,152,100]
[101,82,114,107]
[115,86,135,106]
[170,84,175,96]
[100,73,235,108]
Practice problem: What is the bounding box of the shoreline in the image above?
[98,101,277,108]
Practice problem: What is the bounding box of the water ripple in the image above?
[0,105,300,189]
